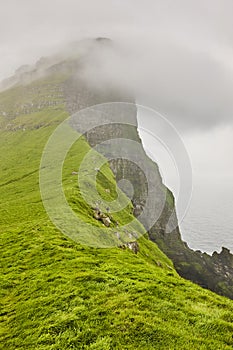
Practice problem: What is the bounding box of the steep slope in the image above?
[0,47,233,349]
[60,51,233,299]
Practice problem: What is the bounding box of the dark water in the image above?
[180,182,233,254]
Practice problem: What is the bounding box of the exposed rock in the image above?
[119,241,139,254]
[127,241,139,254]
[59,40,233,299]
[133,204,143,217]
[102,217,111,227]
[93,210,101,220]
[213,247,233,267]
[93,209,111,227]
[118,244,126,250]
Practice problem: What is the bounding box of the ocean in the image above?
[179,182,233,254]
[137,114,233,256]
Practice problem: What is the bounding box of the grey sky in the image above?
[1,0,233,128]
[1,0,233,186]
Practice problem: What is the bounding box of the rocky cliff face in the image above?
[61,41,233,299]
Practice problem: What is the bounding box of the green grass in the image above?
[0,75,233,349]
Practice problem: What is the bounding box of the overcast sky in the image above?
[1,0,233,192]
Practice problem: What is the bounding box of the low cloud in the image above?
[1,0,233,132]
[80,36,233,132]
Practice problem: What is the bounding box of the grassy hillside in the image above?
[1,75,233,349]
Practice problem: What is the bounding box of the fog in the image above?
[1,0,233,242]
[1,0,233,129]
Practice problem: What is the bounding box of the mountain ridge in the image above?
[1,39,233,298]
[1,40,233,349]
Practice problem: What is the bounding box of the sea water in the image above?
[179,182,233,254]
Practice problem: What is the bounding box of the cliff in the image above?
[61,40,233,299]
[1,41,233,349]
[1,38,233,299]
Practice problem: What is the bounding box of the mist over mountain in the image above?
[1,2,233,349]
